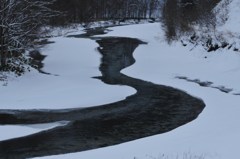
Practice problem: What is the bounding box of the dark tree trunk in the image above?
[0,19,6,69]
[0,40,7,69]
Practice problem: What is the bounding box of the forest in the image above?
[50,0,162,24]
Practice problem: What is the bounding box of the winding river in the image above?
[0,29,205,159]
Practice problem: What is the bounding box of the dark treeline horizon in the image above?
[49,0,162,25]
[49,0,222,37]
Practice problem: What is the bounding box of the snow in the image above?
[218,0,240,33]
[0,35,135,110]
[1,1,240,159]
[0,26,135,142]
[216,0,240,49]
[42,24,85,37]
[0,121,70,141]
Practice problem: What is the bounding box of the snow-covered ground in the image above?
[1,0,240,159]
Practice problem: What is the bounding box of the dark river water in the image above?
[0,30,205,159]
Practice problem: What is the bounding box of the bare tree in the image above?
[0,0,56,73]
[51,0,162,23]
[161,0,221,42]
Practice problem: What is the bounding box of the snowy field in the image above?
[1,1,240,159]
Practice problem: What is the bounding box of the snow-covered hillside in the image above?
[216,0,240,49]
[217,0,240,33]
[1,0,240,159]
[178,0,240,53]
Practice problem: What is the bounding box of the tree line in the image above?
[49,0,162,24]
